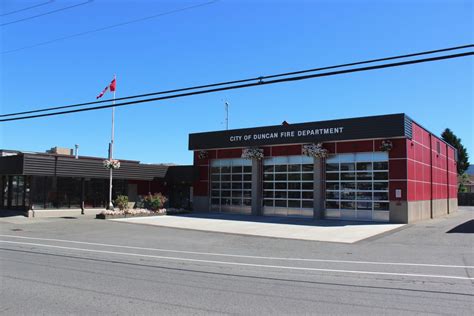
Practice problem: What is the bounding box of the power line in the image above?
[1,44,472,118]
[0,0,54,17]
[1,51,472,123]
[1,0,218,54]
[1,1,93,27]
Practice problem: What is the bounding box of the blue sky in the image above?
[1,0,472,165]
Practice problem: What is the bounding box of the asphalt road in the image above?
[1,208,473,315]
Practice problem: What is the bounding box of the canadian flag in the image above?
[96,76,117,99]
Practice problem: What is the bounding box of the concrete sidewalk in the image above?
[0,208,103,218]
[111,215,405,243]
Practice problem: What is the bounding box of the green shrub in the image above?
[144,193,168,211]
[114,195,129,211]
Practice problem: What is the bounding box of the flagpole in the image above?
[108,75,116,210]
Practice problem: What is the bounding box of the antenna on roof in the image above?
[223,99,229,130]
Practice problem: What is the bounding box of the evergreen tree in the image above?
[458,173,469,193]
[441,128,470,175]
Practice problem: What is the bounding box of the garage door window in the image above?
[325,152,389,221]
[263,155,314,217]
[210,159,252,214]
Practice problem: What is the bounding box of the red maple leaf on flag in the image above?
[96,76,117,99]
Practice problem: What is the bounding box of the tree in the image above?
[458,173,469,193]
[441,128,470,175]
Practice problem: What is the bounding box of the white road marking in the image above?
[0,234,473,269]
[0,240,473,281]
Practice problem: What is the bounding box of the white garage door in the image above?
[210,158,252,214]
[263,155,314,217]
[325,152,390,222]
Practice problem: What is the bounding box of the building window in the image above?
[84,179,108,208]
[263,155,314,217]
[325,152,389,221]
[30,176,46,209]
[3,176,27,209]
[1,176,7,208]
[57,177,83,209]
[210,158,252,214]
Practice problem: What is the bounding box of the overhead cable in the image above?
[0,0,54,17]
[1,1,93,27]
[1,0,218,53]
[1,51,472,123]
[1,44,472,118]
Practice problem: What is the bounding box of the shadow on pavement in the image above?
[446,219,474,234]
[0,209,28,218]
[168,212,392,227]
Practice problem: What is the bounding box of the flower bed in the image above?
[96,208,164,219]
[95,208,191,219]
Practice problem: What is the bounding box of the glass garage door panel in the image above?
[210,159,252,214]
[325,152,389,222]
[263,155,314,217]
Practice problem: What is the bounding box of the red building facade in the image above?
[189,114,457,223]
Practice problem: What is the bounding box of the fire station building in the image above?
[189,114,458,223]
